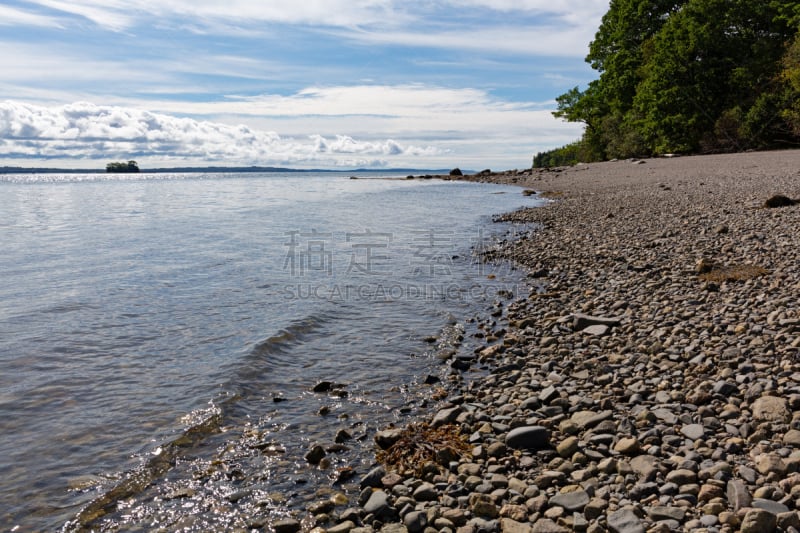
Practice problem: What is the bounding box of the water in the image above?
[0,172,541,531]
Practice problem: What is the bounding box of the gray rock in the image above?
[328,521,357,533]
[360,466,386,489]
[539,385,559,404]
[500,518,533,533]
[412,482,438,502]
[646,506,685,522]
[607,508,644,533]
[680,424,705,440]
[570,410,613,429]
[582,324,609,336]
[432,406,463,427]
[727,479,752,511]
[752,498,791,515]
[629,455,659,480]
[364,490,390,517]
[652,408,677,424]
[375,428,404,450]
[712,381,738,397]
[752,395,790,423]
[740,509,777,533]
[403,510,427,532]
[571,313,621,331]
[530,518,568,532]
[505,426,550,451]
[549,489,589,511]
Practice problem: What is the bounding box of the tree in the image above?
[551,0,800,159]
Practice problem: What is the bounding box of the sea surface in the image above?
[0,171,542,531]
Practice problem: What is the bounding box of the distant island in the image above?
[106,160,140,173]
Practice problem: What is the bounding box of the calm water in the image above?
[0,172,540,531]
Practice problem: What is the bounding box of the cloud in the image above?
[20,0,604,57]
[0,101,442,166]
[0,5,64,28]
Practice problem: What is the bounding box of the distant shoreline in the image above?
[0,165,462,175]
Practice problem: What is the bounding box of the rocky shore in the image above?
[290,150,800,533]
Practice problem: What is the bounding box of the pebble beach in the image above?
[293,150,800,533]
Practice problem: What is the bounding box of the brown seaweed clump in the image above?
[763,195,797,208]
[699,264,769,283]
[376,423,469,476]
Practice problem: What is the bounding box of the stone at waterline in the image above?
[374,428,404,450]
[404,510,428,532]
[363,490,391,517]
[304,444,326,465]
[432,405,463,427]
[272,518,301,533]
[505,426,550,451]
[312,381,333,393]
[359,465,386,489]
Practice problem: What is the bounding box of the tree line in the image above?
[535,0,800,167]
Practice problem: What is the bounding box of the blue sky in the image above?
[0,1,607,170]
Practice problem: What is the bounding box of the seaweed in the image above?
[376,423,469,476]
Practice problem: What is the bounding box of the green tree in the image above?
[551,0,800,159]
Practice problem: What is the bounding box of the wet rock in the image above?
[360,466,386,489]
[375,429,404,450]
[412,482,438,502]
[313,381,334,392]
[432,406,463,427]
[363,490,391,517]
[273,519,301,533]
[403,510,427,532]
[305,444,326,465]
[505,426,550,451]
[328,521,357,533]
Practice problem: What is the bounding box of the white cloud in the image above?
[0,100,442,167]
[29,0,133,30]
[20,0,605,57]
[0,82,585,169]
[0,5,64,27]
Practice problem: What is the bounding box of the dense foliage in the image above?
[106,160,140,173]
[544,0,800,164]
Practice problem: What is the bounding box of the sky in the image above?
[0,1,608,170]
